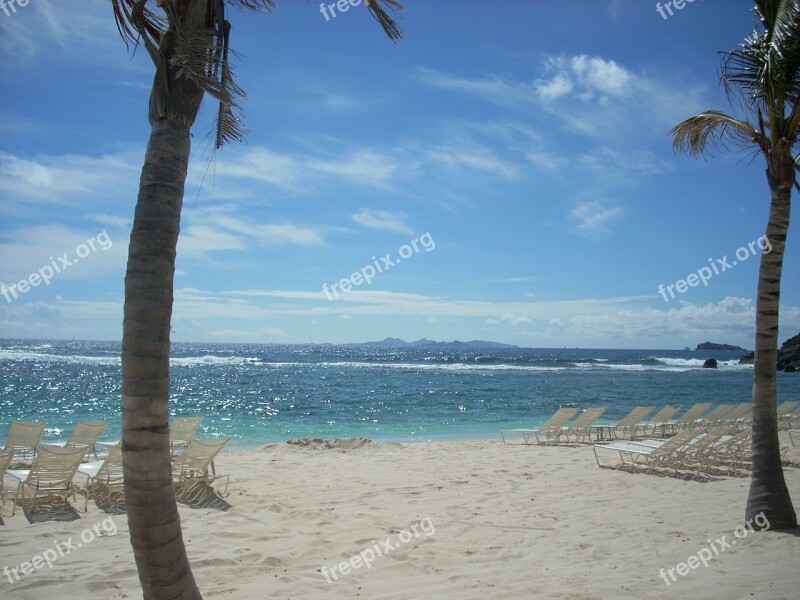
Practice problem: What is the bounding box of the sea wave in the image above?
[0,349,261,367]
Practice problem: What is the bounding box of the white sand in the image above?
[2,436,799,599]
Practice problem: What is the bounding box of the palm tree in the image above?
[670,0,797,530]
[110,1,403,597]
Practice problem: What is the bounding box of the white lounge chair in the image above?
[56,420,110,459]
[633,405,679,438]
[172,438,230,500]
[608,406,654,440]
[593,428,700,469]
[78,444,124,510]
[7,445,86,515]
[3,420,47,463]
[501,407,579,445]
[0,447,13,505]
[170,416,204,457]
[558,407,607,444]
[664,403,713,433]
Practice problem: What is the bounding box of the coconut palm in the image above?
[110,1,403,597]
[670,0,797,530]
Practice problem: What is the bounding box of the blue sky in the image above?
[1,0,798,349]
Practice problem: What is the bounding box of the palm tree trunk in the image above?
[746,147,797,530]
[121,118,201,599]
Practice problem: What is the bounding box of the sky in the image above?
[1,0,799,349]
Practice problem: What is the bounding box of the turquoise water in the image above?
[1,339,798,449]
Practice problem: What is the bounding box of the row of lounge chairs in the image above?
[592,426,759,479]
[502,401,800,446]
[1,417,229,516]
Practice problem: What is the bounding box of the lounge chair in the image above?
[608,406,654,440]
[501,407,580,445]
[664,402,713,433]
[3,420,47,463]
[633,405,679,438]
[57,420,110,459]
[78,444,124,510]
[593,428,700,469]
[696,405,735,430]
[7,445,87,515]
[172,438,230,500]
[558,407,607,444]
[0,447,13,504]
[170,416,203,457]
[721,403,752,430]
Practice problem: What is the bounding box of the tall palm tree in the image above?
[670,0,797,530]
[110,1,403,597]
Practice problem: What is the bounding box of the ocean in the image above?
[1,339,798,450]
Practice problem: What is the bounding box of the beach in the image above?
[2,436,799,599]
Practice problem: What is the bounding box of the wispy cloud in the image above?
[569,202,625,236]
[351,209,414,235]
[416,55,705,140]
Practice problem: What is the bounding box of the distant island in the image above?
[695,342,746,351]
[362,337,518,349]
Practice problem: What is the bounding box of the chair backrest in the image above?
[4,421,47,455]
[173,438,229,474]
[538,407,580,431]
[0,447,13,476]
[616,406,654,428]
[96,445,124,483]
[170,416,203,445]
[65,420,109,449]
[648,405,678,426]
[723,403,752,424]
[685,426,732,455]
[654,428,701,454]
[569,407,607,429]
[674,403,713,426]
[711,429,750,452]
[26,445,86,486]
[702,405,734,423]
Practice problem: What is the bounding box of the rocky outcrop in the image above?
[702,358,718,369]
[738,332,800,372]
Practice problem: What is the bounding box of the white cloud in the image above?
[569,202,625,235]
[0,151,141,208]
[351,209,413,235]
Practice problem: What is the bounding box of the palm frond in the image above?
[113,0,400,148]
[670,110,763,157]
[365,0,404,42]
[724,1,800,110]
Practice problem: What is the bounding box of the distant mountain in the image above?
[696,341,746,351]
[363,337,518,349]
